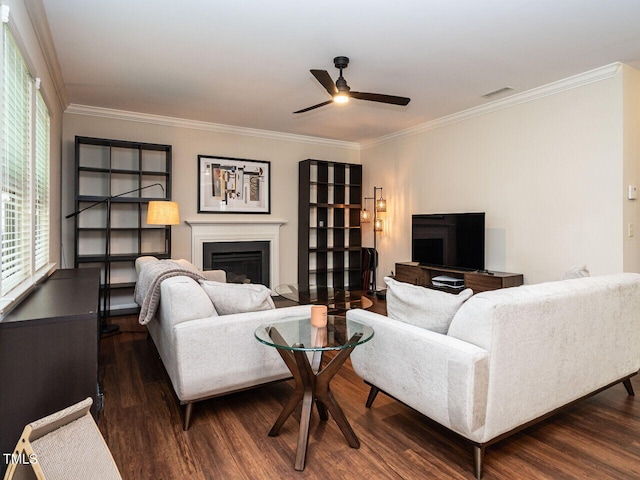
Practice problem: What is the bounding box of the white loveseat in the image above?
[135,256,312,429]
[347,273,640,478]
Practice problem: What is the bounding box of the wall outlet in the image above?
[628,185,638,200]
[629,223,635,237]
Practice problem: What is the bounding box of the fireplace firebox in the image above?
[203,241,270,286]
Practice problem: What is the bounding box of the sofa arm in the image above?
[201,270,226,282]
[347,309,490,439]
[171,304,313,402]
[135,255,158,274]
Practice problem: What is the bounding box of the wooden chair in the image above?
[3,398,122,480]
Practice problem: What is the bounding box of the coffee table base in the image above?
[267,327,363,471]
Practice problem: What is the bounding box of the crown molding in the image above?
[361,63,622,150]
[65,104,361,150]
[65,62,621,151]
[24,0,68,112]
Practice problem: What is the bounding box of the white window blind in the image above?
[0,16,51,307]
[34,89,50,271]
[1,24,31,294]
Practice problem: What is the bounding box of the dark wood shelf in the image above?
[299,160,363,290]
[308,246,362,252]
[395,262,523,293]
[77,166,110,173]
[74,136,172,317]
[309,181,362,187]
[77,252,170,263]
[308,266,362,274]
[78,226,168,232]
[109,282,136,290]
[77,195,168,203]
[310,203,362,208]
[310,226,361,230]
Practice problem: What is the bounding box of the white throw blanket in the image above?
[135,260,205,325]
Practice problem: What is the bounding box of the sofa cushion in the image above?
[199,280,275,315]
[172,259,226,283]
[135,256,226,283]
[384,276,473,334]
[160,276,218,327]
[561,264,590,280]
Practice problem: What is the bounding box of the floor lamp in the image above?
[362,186,387,298]
[66,183,180,336]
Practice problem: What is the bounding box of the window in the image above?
[34,90,50,271]
[0,14,51,314]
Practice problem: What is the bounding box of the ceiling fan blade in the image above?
[311,69,337,96]
[350,91,411,106]
[293,99,334,114]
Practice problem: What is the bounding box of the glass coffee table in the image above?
[274,284,373,312]
[255,316,374,471]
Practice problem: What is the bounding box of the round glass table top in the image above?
[274,284,373,311]
[255,315,374,352]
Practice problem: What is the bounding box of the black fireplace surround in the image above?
[203,241,270,286]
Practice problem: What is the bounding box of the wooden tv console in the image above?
[395,262,523,293]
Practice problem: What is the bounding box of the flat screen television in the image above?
[412,213,485,271]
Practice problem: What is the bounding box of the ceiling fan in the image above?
[294,56,411,114]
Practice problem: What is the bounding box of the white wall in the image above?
[60,112,359,284]
[362,65,640,285]
[59,63,640,289]
[623,65,640,272]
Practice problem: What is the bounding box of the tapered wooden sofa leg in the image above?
[365,385,380,408]
[183,402,194,431]
[473,445,485,480]
[623,378,635,396]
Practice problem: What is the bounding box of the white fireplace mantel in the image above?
[186,219,287,288]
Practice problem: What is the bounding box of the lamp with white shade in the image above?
[147,200,180,225]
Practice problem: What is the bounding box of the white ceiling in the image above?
[39,0,640,144]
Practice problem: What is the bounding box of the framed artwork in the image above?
[197,155,271,213]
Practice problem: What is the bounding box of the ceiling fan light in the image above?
[334,93,349,104]
[294,57,410,114]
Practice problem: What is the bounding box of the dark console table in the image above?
[0,268,100,475]
[395,262,523,293]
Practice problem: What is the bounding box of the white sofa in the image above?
[347,273,640,478]
[135,256,312,429]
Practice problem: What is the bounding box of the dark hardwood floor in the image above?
[99,296,640,479]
